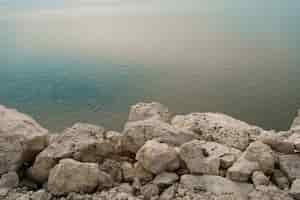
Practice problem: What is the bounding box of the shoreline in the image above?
[1,102,300,200]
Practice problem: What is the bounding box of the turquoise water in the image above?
[1,2,300,131]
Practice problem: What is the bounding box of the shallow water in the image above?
[1,2,300,131]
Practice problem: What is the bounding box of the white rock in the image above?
[0,188,9,198]
[48,159,100,195]
[122,119,197,153]
[29,123,113,183]
[0,171,19,188]
[180,175,253,200]
[227,157,260,182]
[179,140,221,175]
[228,141,275,182]
[172,112,262,150]
[0,105,48,175]
[258,131,294,154]
[128,102,171,122]
[279,154,300,181]
[136,140,180,174]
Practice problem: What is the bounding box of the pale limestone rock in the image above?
[172,112,262,150]
[228,141,275,182]
[199,141,241,169]
[290,179,300,200]
[179,140,220,175]
[227,157,260,182]
[279,154,300,181]
[0,105,48,175]
[258,131,294,154]
[136,140,180,174]
[48,159,99,195]
[122,119,197,153]
[29,123,113,183]
[128,102,171,122]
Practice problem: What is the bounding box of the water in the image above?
[1,1,300,132]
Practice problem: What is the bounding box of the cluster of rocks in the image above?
[1,102,300,200]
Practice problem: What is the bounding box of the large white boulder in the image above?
[227,141,275,182]
[172,112,262,150]
[48,159,100,195]
[28,123,114,183]
[0,105,48,175]
[122,119,197,153]
[128,102,171,122]
[136,140,180,174]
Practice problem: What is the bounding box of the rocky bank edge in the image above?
[1,102,300,200]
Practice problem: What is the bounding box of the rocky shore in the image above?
[1,102,300,200]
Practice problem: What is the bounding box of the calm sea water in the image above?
[1,2,300,131]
